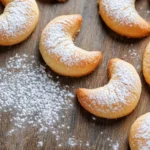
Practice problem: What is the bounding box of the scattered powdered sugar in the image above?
[67,135,119,149]
[123,48,141,71]
[42,16,97,67]
[0,53,74,132]
[129,49,141,70]
[134,115,150,150]
[85,141,90,146]
[1,53,95,149]
[92,116,96,120]
[101,0,140,26]
[68,137,82,147]
[87,59,141,114]
[147,10,150,14]
[129,48,138,58]
[37,141,43,147]
[0,0,38,39]
[112,141,119,150]
[101,138,119,150]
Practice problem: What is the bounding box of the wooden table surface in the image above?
[0,0,150,150]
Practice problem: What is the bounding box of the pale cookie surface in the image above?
[99,0,150,38]
[77,58,142,119]
[129,113,150,150]
[40,15,102,77]
[0,0,39,46]
[143,42,150,85]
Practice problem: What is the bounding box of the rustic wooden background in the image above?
[0,0,150,149]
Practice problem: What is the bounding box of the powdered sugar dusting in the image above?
[0,53,74,132]
[134,115,150,150]
[68,137,82,147]
[0,0,37,40]
[122,47,141,71]
[101,0,140,26]
[87,60,141,114]
[112,141,119,150]
[37,141,43,147]
[41,16,97,67]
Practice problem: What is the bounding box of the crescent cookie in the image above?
[40,15,102,77]
[77,58,142,119]
[129,113,150,150]
[143,42,150,84]
[0,0,39,46]
[99,0,150,38]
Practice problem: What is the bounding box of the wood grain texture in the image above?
[0,0,150,150]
